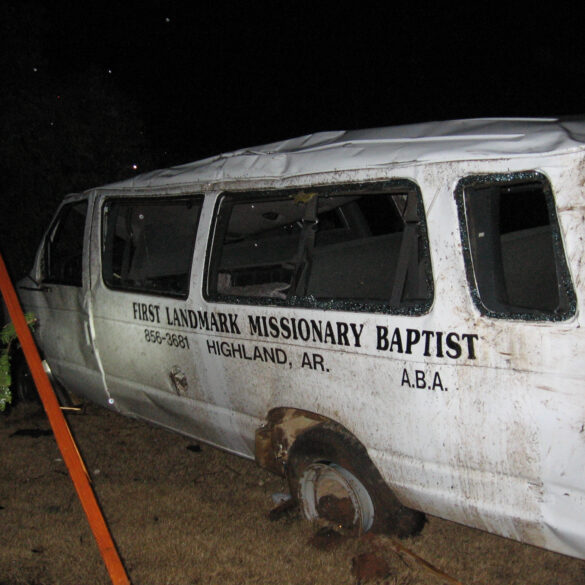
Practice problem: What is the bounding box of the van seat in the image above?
[307,233,403,300]
[501,225,558,310]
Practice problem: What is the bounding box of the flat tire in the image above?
[287,422,425,537]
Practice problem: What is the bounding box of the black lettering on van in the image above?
[249,315,268,337]
[206,339,286,364]
[132,302,161,324]
[217,312,229,333]
[432,371,446,391]
[405,329,421,354]
[376,325,389,350]
[301,352,327,371]
[337,322,350,346]
[350,323,364,348]
[461,333,478,359]
[268,316,280,338]
[197,310,209,330]
[421,330,434,356]
[444,333,478,360]
[401,368,448,391]
[209,312,220,331]
[322,321,335,344]
[415,370,426,389]
[390,328,403,353]
[445,332,462,359]
[164,307,241,334]
[435,331,444,358]
[248,315,363,348]
[377,326,478,360]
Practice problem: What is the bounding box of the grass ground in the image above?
[2,403,585,585]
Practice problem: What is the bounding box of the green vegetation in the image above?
[0,313,36,411]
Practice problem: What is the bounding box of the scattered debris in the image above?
[9,428,52,438]
[308,526,346,551]
[271,492,291,505]
[351,552,391,583]
[60,405,84,413]
[293,190,317,204]
[186,443,201,453]
[361,533,466,585]
[268,496,298,522]
[316,494,355,530]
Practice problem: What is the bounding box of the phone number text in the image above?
[144,329,190,349]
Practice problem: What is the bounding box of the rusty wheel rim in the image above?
[298,463,374,533]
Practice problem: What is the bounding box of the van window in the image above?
[43,200,88,286]
[207,181,433,314]
[102,196,203,298]
[457,173,576,320]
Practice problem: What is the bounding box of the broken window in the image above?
[102,196,203,298]
[43,199,88,287]
[457,174,575,320]
[207,182,433,314]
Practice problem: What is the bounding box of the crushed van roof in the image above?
[106,117,585,190]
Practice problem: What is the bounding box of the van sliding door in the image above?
[91,194,216,440]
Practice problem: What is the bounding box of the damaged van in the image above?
[15,118,585,558]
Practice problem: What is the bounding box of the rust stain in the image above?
[316,494,355,530]
[255,408,327,474]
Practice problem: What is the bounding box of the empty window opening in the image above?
[208,182,433,314]
[102,196,203,298]
[459,175,575,320]
[43,200,88,287]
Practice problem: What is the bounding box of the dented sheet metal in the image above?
[104,118,585,190]
[16,118,585,560]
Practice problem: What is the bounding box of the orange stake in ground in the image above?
[0,252,131,585]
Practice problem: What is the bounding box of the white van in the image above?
[15,118,585,558]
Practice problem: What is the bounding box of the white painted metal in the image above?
[98,117,585,191]
[17,118,585,559]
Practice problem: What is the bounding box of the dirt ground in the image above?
[2,403,585,585]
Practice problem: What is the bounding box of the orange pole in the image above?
[0,252,131,585]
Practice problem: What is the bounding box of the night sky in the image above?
[3,3,583,276]
[14,3,585,166]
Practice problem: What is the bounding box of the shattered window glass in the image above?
[458,174,576,320]
[43,200,88,286]
[207,182,433,314]
[102,196,203,298]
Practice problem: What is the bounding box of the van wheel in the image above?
[12,354,39,405]
[286,423,425,537]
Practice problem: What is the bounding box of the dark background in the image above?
[1,2,584,277]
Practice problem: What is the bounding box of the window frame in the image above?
[204,180,434,315]
[42,199,89,287]
[455,171,576,322]
[101,194,204,299]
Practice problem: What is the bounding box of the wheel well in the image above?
[255,408,363,476]
[283,420,426,536]
[9,349,73,408]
